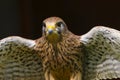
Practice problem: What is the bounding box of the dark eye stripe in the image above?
[56,21,64,27]
[42,22,46,27]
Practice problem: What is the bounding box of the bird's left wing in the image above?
[0,36,44,80]
[80,26,120,80]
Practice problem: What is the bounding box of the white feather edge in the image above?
[0,36,36,48]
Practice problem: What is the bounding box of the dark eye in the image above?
[42,22,46,28]
[56,21,64,27]
[42,22,46,34]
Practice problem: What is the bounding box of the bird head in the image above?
[42,17,68,43]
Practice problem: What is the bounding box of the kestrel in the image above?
[0,17,120,80]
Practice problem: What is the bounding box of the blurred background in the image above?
[0,0,120,40]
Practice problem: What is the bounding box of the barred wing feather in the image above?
[0,36,44,80]
[80,26,120,80]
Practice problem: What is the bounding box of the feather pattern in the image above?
[35,32,82,80]
[0,36,44,80]
[80,26,120,80]
[1,17,120,80]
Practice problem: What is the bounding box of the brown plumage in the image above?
[0,17,120,80]
[34,17,82,80]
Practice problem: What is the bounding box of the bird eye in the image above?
[42,22,46,28]
[56,21,64,27]
[42,22,46,34]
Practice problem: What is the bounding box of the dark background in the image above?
[0,0,120,80]
[0,0,120,40]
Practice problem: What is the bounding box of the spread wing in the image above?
[80,26,120,80]
[0,36,44,80]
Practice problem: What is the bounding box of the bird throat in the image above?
[46,33,62,43]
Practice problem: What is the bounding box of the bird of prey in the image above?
[0,17,120,80]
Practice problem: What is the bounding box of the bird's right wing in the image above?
[0,36,45,80]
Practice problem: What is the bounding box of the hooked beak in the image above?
[46,25,57,35]
[47,26,55,34]
[45,25,61,43]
